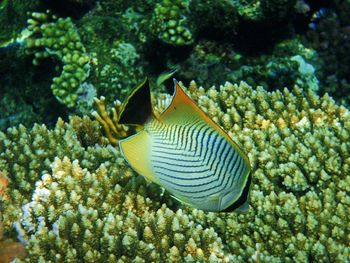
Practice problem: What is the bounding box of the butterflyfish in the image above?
[118,78,252,212]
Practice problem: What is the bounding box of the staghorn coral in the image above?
[24,11,90,108]
[17,157,232,262]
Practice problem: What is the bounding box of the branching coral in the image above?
[1,80,349,262]
[181,81,350,262]
[17,157,232,262]
[92,96,135,147]
[0,116,109,230]
[93,79,349,261]
[24,11,90,108]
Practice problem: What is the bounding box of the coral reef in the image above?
[1,0,339,132]
[0,0,350,261]
[78,11,146,103]
[0,1,65,131]
[94,41,144,100]
[1,81,350,261]
[228,0,296,23]
[227,39,319,92]
[25,11,90,108]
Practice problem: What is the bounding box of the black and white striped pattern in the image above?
[146,119,250,211]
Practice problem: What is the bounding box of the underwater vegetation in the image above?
[0,0,349,262]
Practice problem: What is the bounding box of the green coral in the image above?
[18,157,231,262]
[1,80,349,262]
[97,41,144,100]
[0,116,108,230]
[152,0,193,46]
[185,81,350,262]
[24,12,90,108]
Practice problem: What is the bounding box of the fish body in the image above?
[119,78,251,212]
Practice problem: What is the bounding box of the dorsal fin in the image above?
[160,80,228,136]
[159,79,210,125]
[119,78,154,125]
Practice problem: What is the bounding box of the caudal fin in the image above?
[118,78,154,125]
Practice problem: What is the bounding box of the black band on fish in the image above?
[222,173,251,212]
[119,77,154,125]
